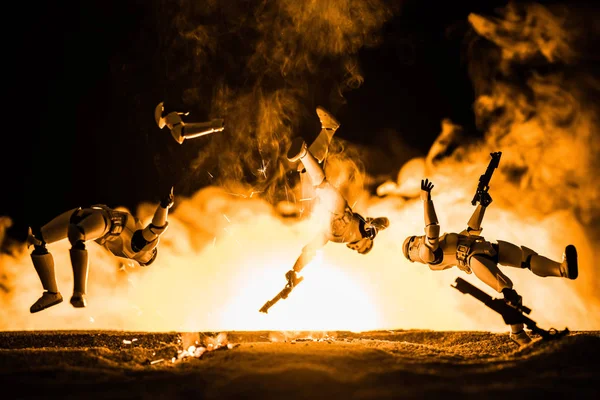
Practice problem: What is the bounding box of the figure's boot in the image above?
[69,248,89,308]
[528,245,578,280]
[308,107,340,163]
[287,137,325,186]
[509,323,532,346]
[30,253,63,313]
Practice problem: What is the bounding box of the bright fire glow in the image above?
[0,1,598,334]
[1,181,597,332]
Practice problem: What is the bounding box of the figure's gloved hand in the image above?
[160,187,175,209]
[502,287,523,308]
[285,270,303,288]
[347,238,374,254]
[478,191,493,207]
[364,217,390,239]
[420,179,434,201]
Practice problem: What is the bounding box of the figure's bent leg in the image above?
[30,250,63,313]
[287,137,325,186]
[28,212,77,313]
[468,255,514,293]
[66,209,108,308]
[469,253,532,345]
[69,248,88,308]
[309,107,340,163]
[497,240,578,279]
[39,208,80,244]
[469,252,534,345]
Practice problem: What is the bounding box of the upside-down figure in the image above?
[260,107,390,313]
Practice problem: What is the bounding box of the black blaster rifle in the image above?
[451,277,569,340]
[472,152,502,206]
[259,270,304,314]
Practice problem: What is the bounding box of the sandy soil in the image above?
[0,330,599,399]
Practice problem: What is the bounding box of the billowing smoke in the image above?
[161,0,397,202]
[463,1,600,306]
[466,2,600,223]
[1,1,599,333]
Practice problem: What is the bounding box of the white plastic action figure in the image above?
[27,188,175,313]
[288,107,390,270]
[155,102,225,144]
[260,107,390,313]
[402,178,578,345]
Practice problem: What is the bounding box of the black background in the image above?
[1,0,567,238]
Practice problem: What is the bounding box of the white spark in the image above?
[257,159,269,178]
[225,192,246,198]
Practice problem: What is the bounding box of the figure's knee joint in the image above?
[67,211,86,245]
[521,255,533,270]
[67,224,86,248]
[498,274,513,290]
[29,227,48,255]
[520,246,538,270]
[31,226,44,240]
[31,244,48,255]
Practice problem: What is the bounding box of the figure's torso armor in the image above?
[313,183,363,244]
[427,233,497,273]
[89,205,157,264]
[328,206,363,244]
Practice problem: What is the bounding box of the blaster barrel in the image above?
[452,277,493,305]
[452,277,531,314]
[471,152,502,206]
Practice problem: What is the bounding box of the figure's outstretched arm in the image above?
[421,179,440,251]
[131,187,174,258]
[142,187,174,243]
[465,191,492,236]
[259,233,328,314]
[292,233,329,273]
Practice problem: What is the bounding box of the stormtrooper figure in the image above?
[155,102,225,144]
[27,188,175,313]
[284,107,390,293]
[402,179,578,345]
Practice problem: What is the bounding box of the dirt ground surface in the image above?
[0,330,599,399]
